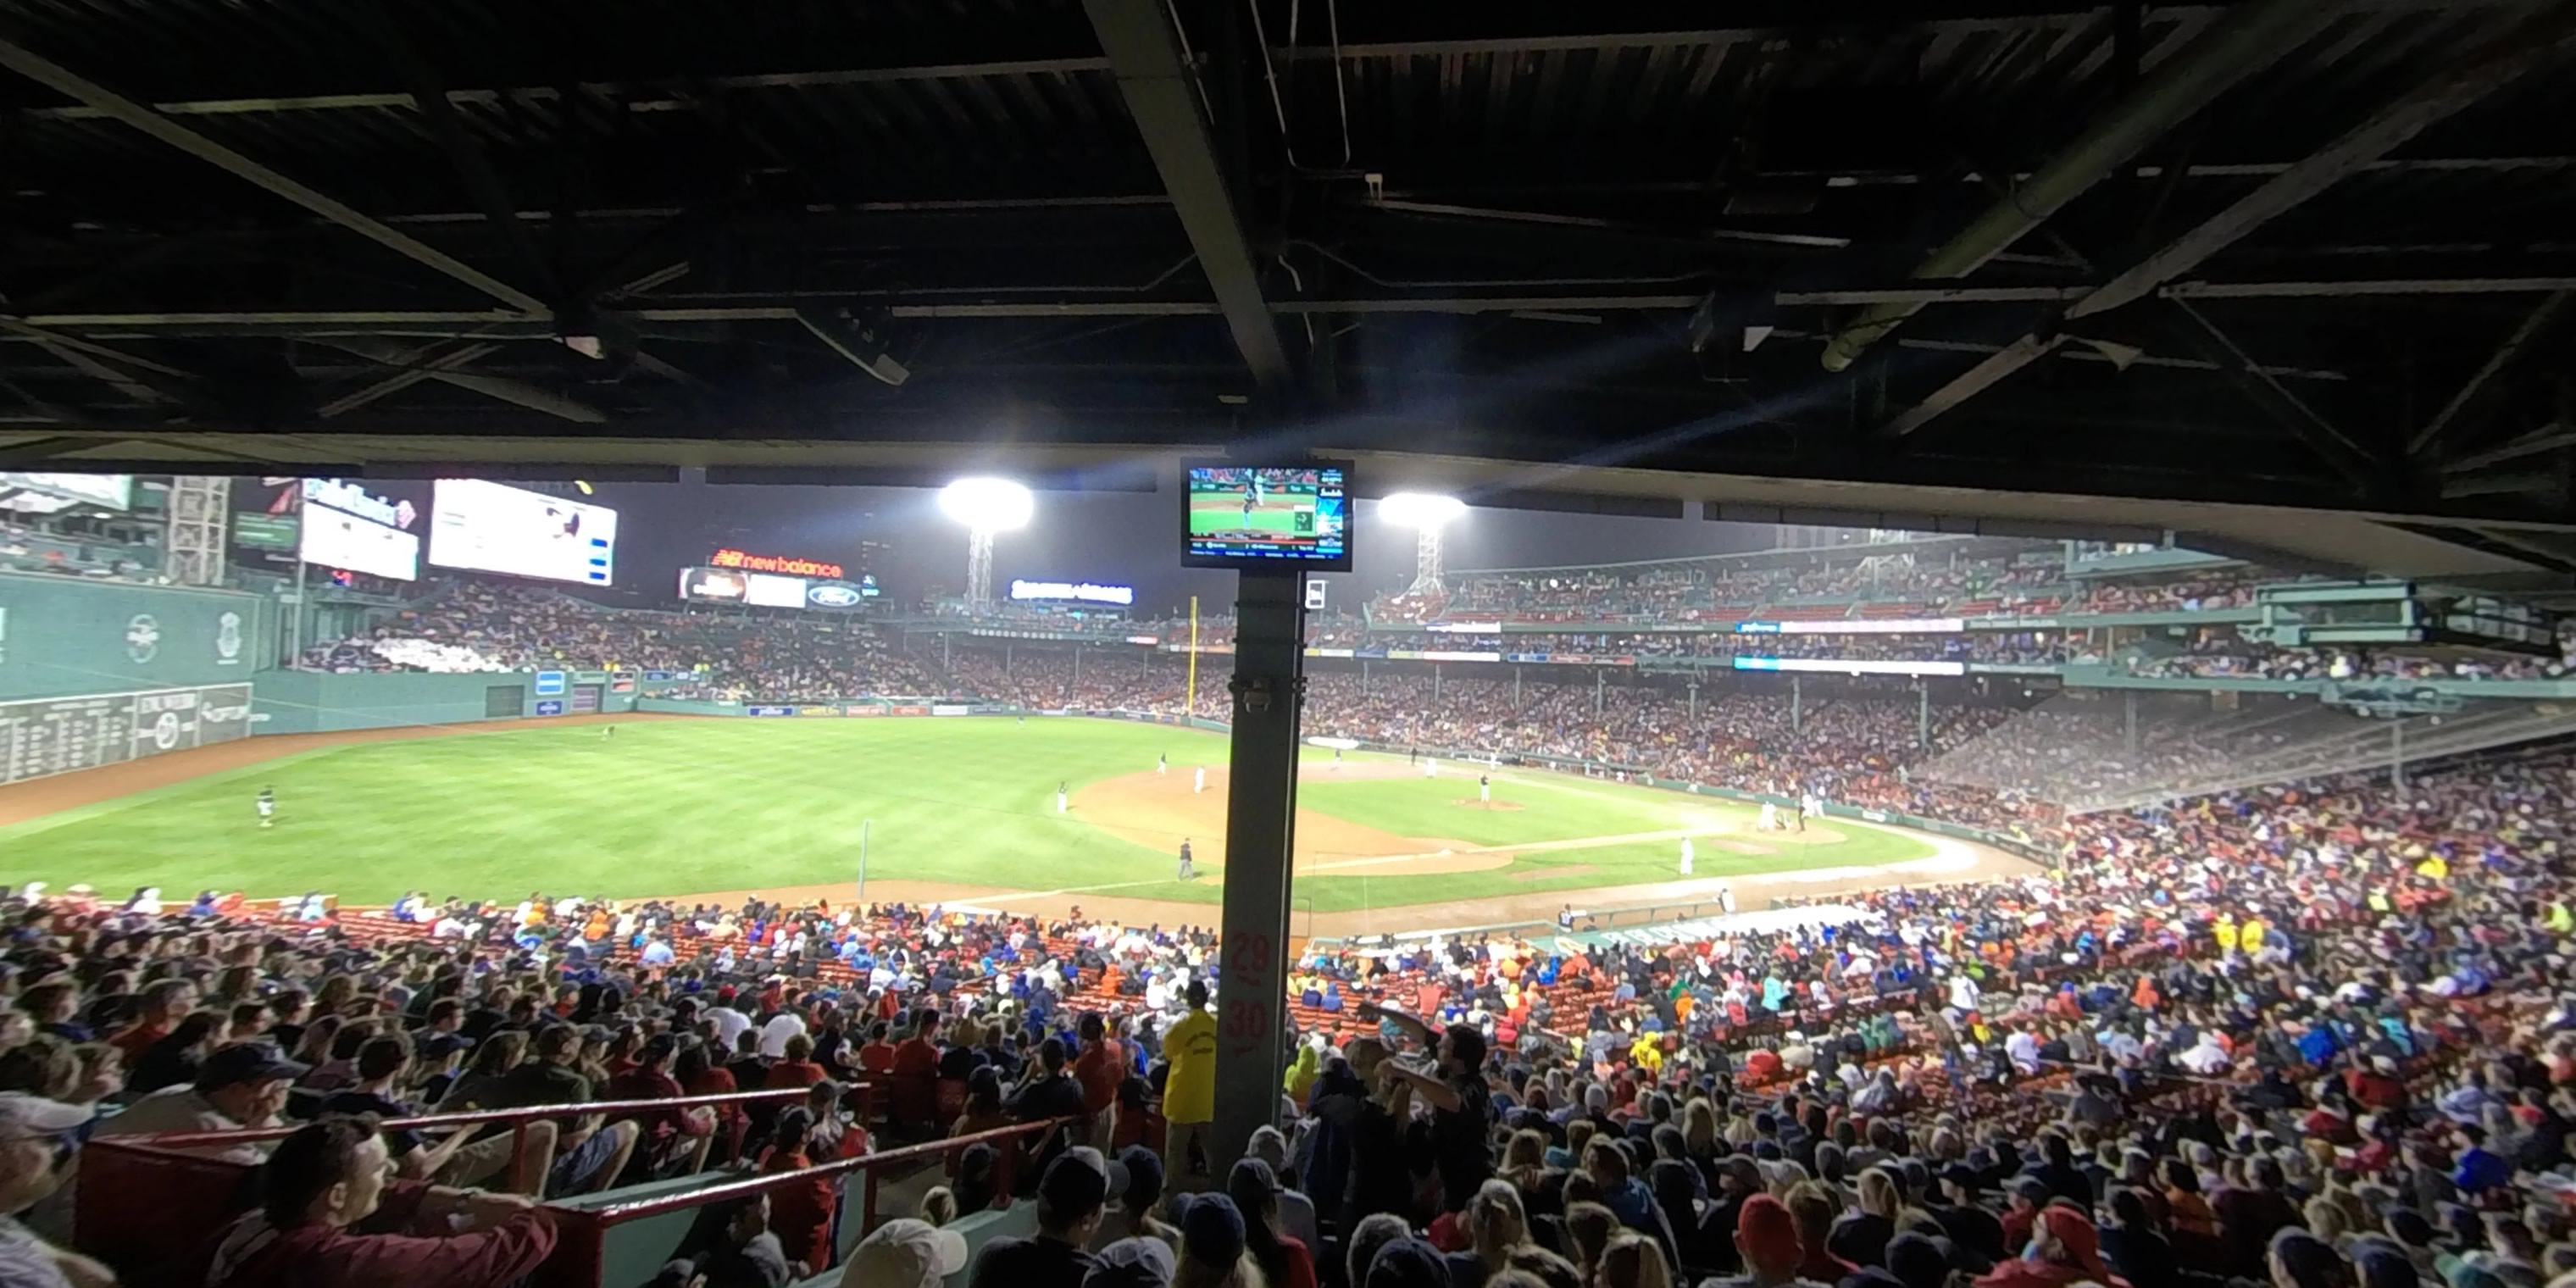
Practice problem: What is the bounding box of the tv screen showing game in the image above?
[1181,461,1352,570]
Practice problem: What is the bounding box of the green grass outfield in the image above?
[0,717,1931,911]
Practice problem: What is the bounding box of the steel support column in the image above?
[1212,568,1304,1171]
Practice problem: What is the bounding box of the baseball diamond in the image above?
[0,714,2025,936]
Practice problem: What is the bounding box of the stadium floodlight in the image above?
[939,477,1035,610]
[1379,491,1467,597]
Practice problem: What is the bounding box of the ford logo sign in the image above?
[807,584,863,608]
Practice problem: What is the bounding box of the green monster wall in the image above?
[0,573,275,701]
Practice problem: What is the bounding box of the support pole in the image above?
[1212,568,1303,1173]
[942,633,952,669]
[1917,682,1930,750]
[287,556,308,668]
[1594,669,1605,715]
[1434,664,1442,703]
[2125,691,2141,759]
[1006,642,1014,676]
[1187,596,1202,719]
[1689,680,1700,720]
[856,819,872,903]
[1513,666,1522,705]
[1792,675,1803,735]
[2392,720,2407,792]
[1074,648,1082,686]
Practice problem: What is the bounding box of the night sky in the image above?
[561,480,1774,614]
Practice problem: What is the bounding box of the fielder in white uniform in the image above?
[1194,766,1208,794]
[1158,753,1168,776]
[1757,802,1778,830]
[1479,774,1491,803]
[1719,884,1736,914]
[1679,837,1695,876]
[1423,756,1438,779]
[1056,780,1069,814]
[256,786,276,829]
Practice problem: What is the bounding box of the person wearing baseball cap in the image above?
[969,1146,1113,1288]
[1171,1191,1252,1285]
[847,1218,971,1288]
[96,1041,306,1164]
[1085,1237,1177,1288]
[1715,1193,1830,1288]
[1973,1208,2122,1288]
[0,1093,110,1288]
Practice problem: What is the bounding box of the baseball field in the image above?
[0,715,2030,934]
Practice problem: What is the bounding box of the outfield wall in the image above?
[0,574,276,702]
[1,682,254,787]
[253,669,639,734]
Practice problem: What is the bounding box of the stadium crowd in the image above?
[9,706,2576,1288]
[18,559,2576,1288]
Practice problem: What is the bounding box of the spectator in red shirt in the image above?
[1072,1013,1124,1145]
[205,1114,556,1288]
[766,1035,826,1090]
[891,1009,942,1080]
[675,1040,744,1166]
[108,978,198,1063]
[758,1107,840,1276]
[857,1022,897,1074]
[605,1035,717,1180]
[2345,1054,2409,1112]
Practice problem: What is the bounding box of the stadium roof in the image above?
[4,0,2576,586]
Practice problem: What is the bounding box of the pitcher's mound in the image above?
[1453,798,1524,811]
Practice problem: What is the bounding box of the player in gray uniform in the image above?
[1177,839,1196,881]
[256,786,276,829]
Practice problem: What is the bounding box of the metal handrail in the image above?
[92,1086,810,1149]
[590,1115,1081,1225]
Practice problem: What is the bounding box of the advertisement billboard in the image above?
[804,581,866,609]
[1731,657,1968,677]
[299,482,421,581]
[678,567,748,602]
[744,574,808,608]
[232,513,299,550]
[0,472,133,511]
[428,479,617,586]
[1008,579,1135,607]
[709,549,844,578]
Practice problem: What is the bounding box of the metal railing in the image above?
[79,1085,1079,1288]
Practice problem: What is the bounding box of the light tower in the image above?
[1380,491,1467,597]
[938,476,1034,611]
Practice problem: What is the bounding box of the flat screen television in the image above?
[1180,459,1352,570]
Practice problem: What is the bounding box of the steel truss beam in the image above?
[1879,10,2576,441]
[1084,0,1291,389]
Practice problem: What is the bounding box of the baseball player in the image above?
[1193,766,1208,795]
[1718,883,1736,914]
[1158,752,1169,776]
[1332,748,1344,769]
[601,724,615,741]
[256,786,276,829]
[1479,773,1491,804]
[1177,839,1196,881]
[1679,836,1695,876]
[1057,780,1069,814]
[1423,756,1438,780]
[1757,802,1778,831]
